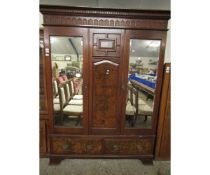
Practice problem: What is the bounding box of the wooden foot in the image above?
[140,158,153,165]
[49,157,64,165]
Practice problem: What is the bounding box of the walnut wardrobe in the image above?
[40,5,170,164]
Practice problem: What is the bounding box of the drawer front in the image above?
[104,138,154,155]
[52,138,102,155]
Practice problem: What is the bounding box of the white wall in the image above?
[164,20,171,63]
[39,13,43,28]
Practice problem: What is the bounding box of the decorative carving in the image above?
[104,139,136,154]
[136,139,153,154]
[88,19,93,25]
[93,33,121,57]
[110,20,114,26]
[52,138,102,154]
[40,6,170,21]
[94,60,118,66]
[43,15,167,30]
[94,19,98,25]
[104,139,153,155]
[40,120,47,153]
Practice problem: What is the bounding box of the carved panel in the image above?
[52,138,102,155]
[104,139,136,154]
[104,138,153,155]
[43,15,168,30]
[92,61,119,128]
[39,38,48,113]
[40,120,47,153]
[136,139,153,155]
[92,33,121,57]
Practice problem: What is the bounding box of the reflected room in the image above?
[125,39,160,128]
[51,36,84,128]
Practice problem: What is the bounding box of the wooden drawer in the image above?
[104,138,154,155]
[51,137,103,155]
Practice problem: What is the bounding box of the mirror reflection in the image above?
[51,36,83,128]
[125,39,161,128]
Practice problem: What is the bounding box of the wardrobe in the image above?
[40,5,170,164]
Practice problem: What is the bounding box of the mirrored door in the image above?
[45,27,89,134]
[50,36,84,128]
[123,30,166,134]
[125,39,160,128]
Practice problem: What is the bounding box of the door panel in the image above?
[92,60,119,128]
[89,29,124,134]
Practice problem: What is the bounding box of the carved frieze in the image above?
[43,15,167,30]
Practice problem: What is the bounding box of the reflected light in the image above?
[51,37,56,43]
[76,73,81,78]
[149,41,160,47]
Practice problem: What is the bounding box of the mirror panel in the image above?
[125,39,161,129]
[50,36,84,128]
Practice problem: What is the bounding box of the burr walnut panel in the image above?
[92,61,120,128]
[52,138,103,155]
[104,138,153,155]
[51,136,154,156]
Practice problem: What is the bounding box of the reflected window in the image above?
[125,39,161,129]
[50,36,84,128]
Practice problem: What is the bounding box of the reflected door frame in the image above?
[44,27,89,135]
[121,30,167,135]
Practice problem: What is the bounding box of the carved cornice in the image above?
[43,15,168,30]
[40,5,170,20]
[40,5,170,30]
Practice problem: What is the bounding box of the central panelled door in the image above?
[89,29,124,135]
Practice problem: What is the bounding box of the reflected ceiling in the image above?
[51,37,82,55]
[130,40,160,57]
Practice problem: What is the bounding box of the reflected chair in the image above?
[58,84,83,126]
[53,80,60,104]
[125,84,137,127]
[64,81,83,105]
[129,85,153,125]
[137,103,153,122]
[69,80,83,100]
